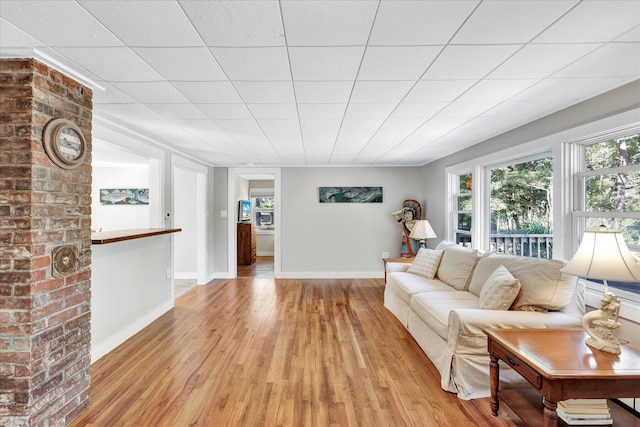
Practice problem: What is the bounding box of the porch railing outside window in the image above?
[490,234,553,259]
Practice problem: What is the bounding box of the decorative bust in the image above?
[392,200,422,258]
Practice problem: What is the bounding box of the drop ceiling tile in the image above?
[391,102,447,119]
[303,132,337,164]
[452,1,577,44]
[344,103,397,119]
[330,131,375,163]
[552,43,640,78]
[0,1,123,47]
[298,104,347,120]
[281,1,378,46]
[404,80,478,103]
[211,47,291,81]
[92,83,138,104]
[234,81,295,103]
[509,78,593,102]
[423,45,522,80]
[257,119,301,132]
[289,47,364,81]
[147,104,208,120]
[55,47,163,81]
[350,81,415,104]
[0,18,44,48]
[247,104,299,120]
[437,101,496,118]
[214,120,262,133]
[173,81,243,104]
[456,79,540,103]
[535,1,640,43]
[79,0,203,46]
[340,118,386,132]
[370,1,478,45]
[489,44,602,79]
[379,117,426,132]
[111,81,191,103]
[133,47,226,81]
[180,1,284,47]
[615,25,640,42]
[358,46,440,81]
[198,104,253,120]
[262,131,302,150]
[294,81,353,103]
[97,104,164,121]
[300,119,342,134]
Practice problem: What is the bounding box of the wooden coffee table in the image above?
[485,328,640,427]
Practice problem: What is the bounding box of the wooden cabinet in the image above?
[237,223,256,265]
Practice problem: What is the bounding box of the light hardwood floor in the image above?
[72,277,516,426]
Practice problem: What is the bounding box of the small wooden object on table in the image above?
[383,257,414,281]
[484,328,640,427]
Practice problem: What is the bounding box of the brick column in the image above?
[0,59,92,426]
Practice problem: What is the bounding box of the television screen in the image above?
[238,200,251,222]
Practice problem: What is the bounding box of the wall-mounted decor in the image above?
[319,187,383,203]
[100,188,149,205]
[43,118,87,169]
[52,245,79,278]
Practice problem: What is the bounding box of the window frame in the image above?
[250,188,275,234]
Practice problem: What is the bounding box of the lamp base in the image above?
[582,291,622,355]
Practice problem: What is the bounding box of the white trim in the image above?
[212,272,235,279]
[585,288,640,324]
[175,272,198,280]
[278,271,384,279]
[228,168,281,278]
[91,300,173,363]
[257,251,274,257]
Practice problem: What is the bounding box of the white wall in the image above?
[91,235,174,362]
[280,167,422,277]
[174,167,198,278]
[92,166,149,231]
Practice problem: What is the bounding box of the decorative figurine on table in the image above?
[392,199,422,258]
[582,292,622,354]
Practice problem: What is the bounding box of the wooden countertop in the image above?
[91,228,182,245]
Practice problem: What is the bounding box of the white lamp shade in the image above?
[409,220,437,240]
[561,230,640,282]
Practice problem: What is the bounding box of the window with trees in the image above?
[253,196,275,232]
[454,173,472,247]
[574,133,639,296]
[490,155,553,258]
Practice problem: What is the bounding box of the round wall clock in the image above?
[43,118,87,169]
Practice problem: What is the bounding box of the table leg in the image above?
[543,398,558,427]
[489,355,499,417]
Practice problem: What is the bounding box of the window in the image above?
[490,155,553,258]
[253,196,274,232]
[573,132,640,297]
[453,173,472,247]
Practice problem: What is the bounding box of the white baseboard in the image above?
[277,271,384,279]
[212,271,235,279]
[257,251,274,256]
[91,300,174,364]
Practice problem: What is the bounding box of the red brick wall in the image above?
[0,59,92,426]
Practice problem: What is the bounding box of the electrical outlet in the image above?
[382,252,390,259]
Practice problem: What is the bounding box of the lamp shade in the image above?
[409,220,437,240]
[560,229,640,282]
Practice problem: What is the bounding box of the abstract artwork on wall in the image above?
[319,187,383,203]
[99,188,149,205]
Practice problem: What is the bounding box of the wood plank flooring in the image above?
[71,277,516,426]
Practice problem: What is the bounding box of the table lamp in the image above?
[409,220,437,249]
[560,225,640,354]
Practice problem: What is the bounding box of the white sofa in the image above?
[384,240,585,400]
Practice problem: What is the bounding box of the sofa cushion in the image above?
[435,240,479,291]
[387,272,455,304]
[469,254,577,311]
[408,248,443,279]
[479,265,521,310]
[410,291,479,340]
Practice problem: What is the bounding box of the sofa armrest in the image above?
[386,262,411,273]
[447,309,583,355]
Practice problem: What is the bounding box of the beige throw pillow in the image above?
[479,265,521,310]
[407,248,444,279]
[435,240,479,291]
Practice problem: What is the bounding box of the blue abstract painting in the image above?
[319,187,383,203]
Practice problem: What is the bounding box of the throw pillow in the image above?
[435,241,479,291]
[407,248,444,279]
[479,265,521,310]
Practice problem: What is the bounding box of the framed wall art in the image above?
[99,188,149,205]
[319,187,383,203]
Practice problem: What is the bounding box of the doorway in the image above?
[228,168,281,278]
